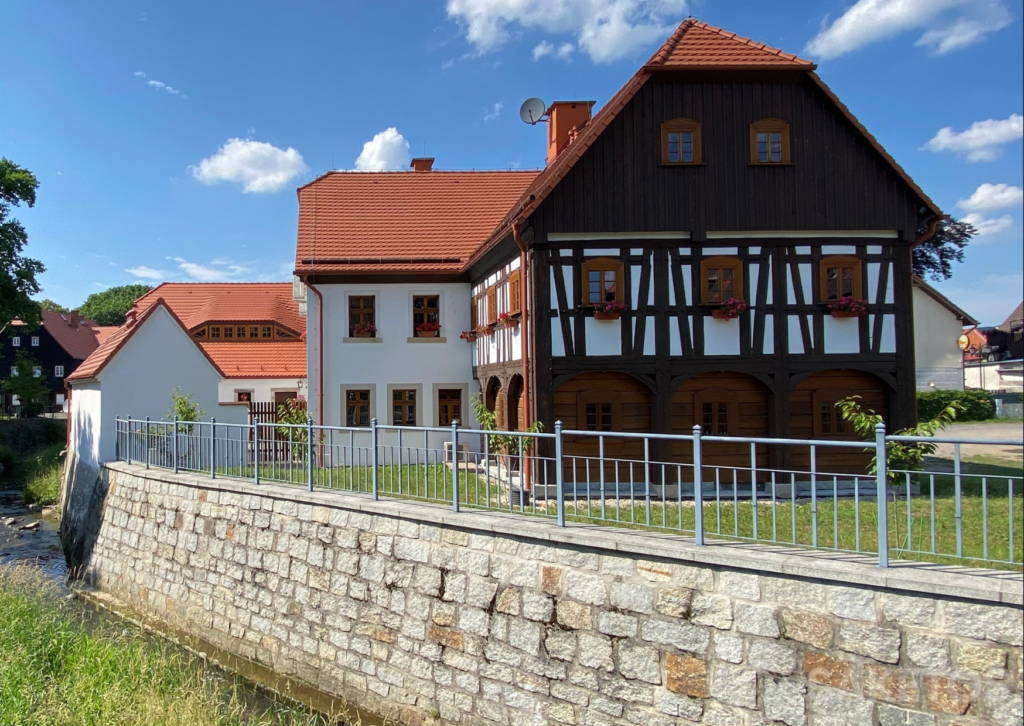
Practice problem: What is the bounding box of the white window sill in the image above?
[344,337,384,344]
[407,337,447,344]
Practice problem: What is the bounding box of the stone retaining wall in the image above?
[69,463,1023,726]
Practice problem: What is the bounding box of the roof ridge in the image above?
[645,17,814,69]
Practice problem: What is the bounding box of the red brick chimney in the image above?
[69,309,81,327]
[546,101,595,165]
[410,157,435,172]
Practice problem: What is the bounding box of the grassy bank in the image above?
[0,566,334,726]
[0,418,65,506]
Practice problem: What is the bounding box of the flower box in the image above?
[712,297,748,320]
[591,300,628,320]
[496,312,519,330]
[828,296,868,318]
[830,310,862,319]
[460,331,478,342]
[353,330,374,338]
[594,310,622,321]
[711,309,732,320]
[417,329,439,338]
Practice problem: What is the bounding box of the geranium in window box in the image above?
[712,298,748,320]
[592,300,628,320]
[828,296,868,318]
[351,323,377,338]
[460,329,479,342]
[497,312,519,329]
[415,321,441,338]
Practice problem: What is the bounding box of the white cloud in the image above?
[557,42,576,59]
[804,0,1013,60]
[190,138,309,193]
[921,114,1024,162]
[135,71,188,99]
[484,101,504,122]
[167,256,251,282]
[353,128,411,171]
[134,71,146,78]
[447,0,688,63]
[935,273,1023,326]
[125,265,167,280]
[957,183,1024,212]
[962,213,1014,238]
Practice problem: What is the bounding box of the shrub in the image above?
[917,389,994,422]
[22,442,64,506]
[0,444,15,477]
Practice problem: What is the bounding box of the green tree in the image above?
[912,217,974,281]
[1,350,50,418]
[166,386,204,422]
[79,284,153,326]
[38,299,69,314]
[1,158,44,330]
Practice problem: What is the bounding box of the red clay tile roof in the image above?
[36,309,105,360]
[294,170,540,274]
[645,18,815,69]
[199,341,306,379]
[133,283,304,333]
[90,326,119,346]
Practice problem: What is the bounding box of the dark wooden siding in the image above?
[532,72,924,239]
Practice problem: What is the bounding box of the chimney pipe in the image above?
[546,101,595,165]
[410,157,435,172]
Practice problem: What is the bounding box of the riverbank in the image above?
[0,564,336,726]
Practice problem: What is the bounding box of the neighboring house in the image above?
[1,309,116,414]
[66,283,306,467]
[911,277,977,391]
[295,19,941,472]
[964,301,1024,392]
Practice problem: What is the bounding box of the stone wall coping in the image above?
[104,462,1024,606]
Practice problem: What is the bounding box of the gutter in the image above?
[511,221,533,492]
[303,279,325,426]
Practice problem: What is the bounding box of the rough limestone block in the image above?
[748,640,797,675]
[864,664,921,707]
[906,634,950,671]
[763,678,807,726]
[640,619,709,656]
[942,602,1024,647]
[881,594,935,628]
[545,631,577,662]
[829,586,876,622]
[521,590,554,623]
[616,642,661,684]
[810,688,875,726]
[804,653,855,691]
[709,664,757,710]
[665,652,707,698]
[597,610,638,638]
[712,632,744,664]
[735,603,780,638]
[838,623,901,664]
[564,571,608,606]
[877,704,935,726]
[577,632,614,672]
[718,571,761,601]
[956,643,1008,679]
[923,675,971,715]
[609,581,655,615]
[690,592,733,630]
[782,610,833,649]
[654,587,692,618]
[555,600,591,630]
[985,683,1024,726]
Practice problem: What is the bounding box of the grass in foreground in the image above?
[0,566,335,726]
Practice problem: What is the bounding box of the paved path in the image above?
[932,421,1023,464]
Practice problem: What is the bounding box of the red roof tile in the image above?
[30,309,106,360]
[645,19,815,69]
[294,170,540,275]
[90,326,119,346]
[199,341,306,379]
[133,283,304,333]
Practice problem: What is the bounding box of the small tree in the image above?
[39,299,69,314]
[470,394,543,455]
[276,398,313,459]
[167,387,203,431]
[1,350,50,417]
[836,396,962,485]
[912,217,974,281]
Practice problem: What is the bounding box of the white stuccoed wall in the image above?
[216,378,304,404]
[913,286,967,391]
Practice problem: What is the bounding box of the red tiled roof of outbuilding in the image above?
[133,282,304,333]
[294,170,540,275]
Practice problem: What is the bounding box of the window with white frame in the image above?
[9,366,17,377]
[11,337,20,347]
[55,366,65,378]
[31,336,40,346]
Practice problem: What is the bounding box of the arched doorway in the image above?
[553,372,652,491]
[507,375,524,431]
[671,372,771,480]
[790,369,889,473]
[485,376,504,428]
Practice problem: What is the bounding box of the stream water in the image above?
[0,484,373,726]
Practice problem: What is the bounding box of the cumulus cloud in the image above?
[484,102,504,122]
[957,183,1024,212]
[354,128,411,171]
[125,265,167,281]
[804,0,1013,60]
[190,138,308,193]
[921,114,1023,162]
[962,212,1014,238]
[134,70,188,99]
[167,256,251,282]
[447,0,687,63]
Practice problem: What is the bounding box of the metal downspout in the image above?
[512,221,532,493]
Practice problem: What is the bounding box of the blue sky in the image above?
[2,0,1021,325]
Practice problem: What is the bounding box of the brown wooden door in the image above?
[274,391,297,407]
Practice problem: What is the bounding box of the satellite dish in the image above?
[519,97,547,125]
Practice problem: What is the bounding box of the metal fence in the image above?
[114,416,1023,570]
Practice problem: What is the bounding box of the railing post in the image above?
[451,421,460,513]
[693,425,704,546]
[116,415,121,461]
[875,422,888,568]
[173,415,179,474]
[307,418,314,492]
[144,416,150,469]
[371,418,379,500]
[555,420,565,527]
[253,420,260,485]
[211,418,217,480]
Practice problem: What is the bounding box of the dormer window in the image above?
[661,119,701,165]
[750,119,790,164]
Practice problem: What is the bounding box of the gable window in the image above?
[223,325,234,339]
[261,326,273,339]
[693,389,738,435]
[54,366,64,378]
[349,296,376,337]
[700,256,743,305]
[31,336,39,347]
[750,119,790,164]
[236,326,247,339]
[508,270,522,315]
[210,326,221,339]
[192,327,207,339]
[346,389,372,427]
[392,389,417,425]
[486,286,498,324]
[249,326,260,339]
[661,118,702,165]
[819,255,862,303]
[580,257,624,305]
[812,390,851,437]
[413,295,440,337]
[438,389,462,426]
[11,337,20,347]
